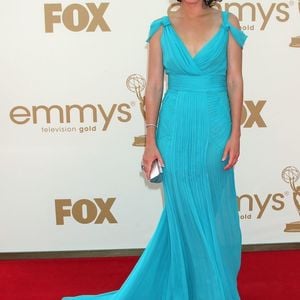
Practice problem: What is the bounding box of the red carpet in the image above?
[0,249,299,300]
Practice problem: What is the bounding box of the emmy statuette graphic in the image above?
[289,0,300,47]
[126,74,147,147]
[281,166,300,232]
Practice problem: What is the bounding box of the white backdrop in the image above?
[0,0,299,253]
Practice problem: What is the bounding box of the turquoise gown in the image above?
[62,10,248,300]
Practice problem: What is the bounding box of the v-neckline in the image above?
[166,13,224,60]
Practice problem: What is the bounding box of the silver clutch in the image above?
[149,159,163,183]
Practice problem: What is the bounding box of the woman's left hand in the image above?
[222,134,240,170]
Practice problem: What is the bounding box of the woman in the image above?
[62,0,247,299]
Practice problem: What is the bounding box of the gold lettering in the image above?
[225,2,256,21]
[237,194,253,211]
[62,4,89,32]
[255,194,272,218]
[65,104,98,123]
[257,3,276,30]
[10,106,31,124]
[44,4,62,33]
[244,100,267,128]
[94,198,117,223]
[72,199,98,224]
[86,3,111,32]
[118,103,132,122]
[276,3,289,22]
[32,105,64,124]
[97,104,117,130]
[272,193,285,210]
[215,2,290,30]
[55,199,71,225]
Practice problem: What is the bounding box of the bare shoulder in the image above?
[205,7,222,18]
[168,9,182,26]
[211,7,222,16]
[208,8,223,26]
[227,11,242,29]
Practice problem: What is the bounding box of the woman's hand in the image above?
[222,134,240,170]
[142,143,165,180]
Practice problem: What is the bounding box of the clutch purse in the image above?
[149,159,163,183]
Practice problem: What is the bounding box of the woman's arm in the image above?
[222,13,244,170]
[144,26,164,146]
[142,26,165,179]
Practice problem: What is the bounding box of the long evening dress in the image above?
[62,10,248,300]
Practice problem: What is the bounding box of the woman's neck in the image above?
[179,1,210,18]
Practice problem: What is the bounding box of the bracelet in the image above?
[145,123,157,128]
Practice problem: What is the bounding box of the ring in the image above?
[141,164,144,170]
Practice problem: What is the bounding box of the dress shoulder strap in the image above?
[221,10,248,48]
[221,10,228,26]
[145,16,169,43]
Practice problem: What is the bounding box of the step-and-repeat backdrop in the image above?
[0,0,299,253]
